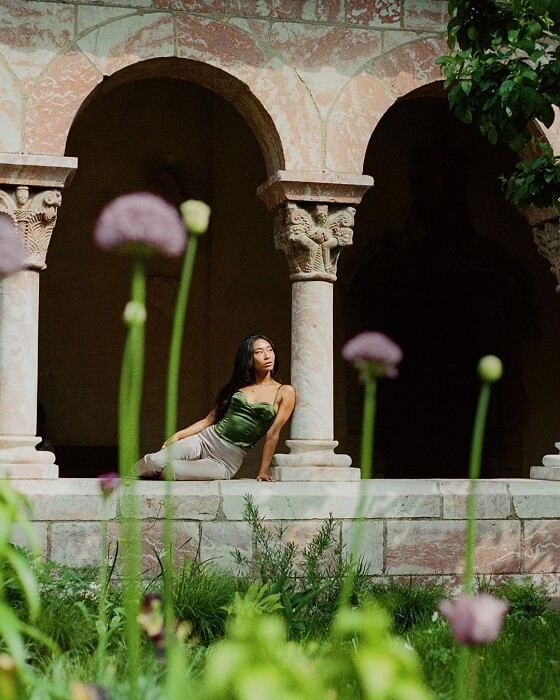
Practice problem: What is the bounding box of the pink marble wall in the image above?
[0,0,459,178]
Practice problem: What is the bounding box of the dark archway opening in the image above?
[337,93,544,479]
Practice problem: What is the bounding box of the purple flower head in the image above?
[94,192,187,257]
[342,332,403,379]
[439,593,509,645]
[97,472,119,498]
[0,213,27,278]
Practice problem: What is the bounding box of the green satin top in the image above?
[214,390,277,448]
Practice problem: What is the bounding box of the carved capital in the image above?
[0,186,62,270]
[533,218,560,292]
[274,202,355,282]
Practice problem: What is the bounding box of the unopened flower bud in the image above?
[180,200,210,236]
[98,472,119,498]
[123,301,146,326]
[477,355,503,383]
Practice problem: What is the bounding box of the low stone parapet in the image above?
[8,478,560,595]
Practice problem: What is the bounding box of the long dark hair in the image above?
[213,334,279,423]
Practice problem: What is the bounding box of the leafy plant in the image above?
[476,577,550,618]
[438,0,560,211]
[368,579,449,634]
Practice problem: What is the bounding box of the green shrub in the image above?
[476,577,550,619]
[368,579,449,633]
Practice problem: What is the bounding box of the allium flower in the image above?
[342,331,403,379]
[94,192,186,257]
[439,593,509,645]
[0,213,27,278]
[180,199,210,236]
[98,472,119,498]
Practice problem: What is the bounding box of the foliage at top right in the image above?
[437,0,560,211]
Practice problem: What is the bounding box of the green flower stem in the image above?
[338,374,377,611]
[360,376,377,479]
[118,253,146,700]
[463,382,491,595]
[96,501,109,684]
[163,236,199,683]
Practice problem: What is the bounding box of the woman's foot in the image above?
[135,456,163,479]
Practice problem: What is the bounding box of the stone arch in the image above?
[23,13,324,174]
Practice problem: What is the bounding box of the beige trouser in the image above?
[143,426,246,480]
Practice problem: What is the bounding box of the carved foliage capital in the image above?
[533,219,560,292]
[274,202,355,282]
[0,186,62,270]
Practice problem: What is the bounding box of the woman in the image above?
[136,335,295,482]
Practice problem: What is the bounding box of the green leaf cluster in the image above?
[438,0,560,210]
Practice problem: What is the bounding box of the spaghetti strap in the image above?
[273,384,282,406]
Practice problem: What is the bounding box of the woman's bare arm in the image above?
[162,409,216,448]
[257,385,296,482]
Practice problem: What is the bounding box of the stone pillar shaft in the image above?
[0,153,77,478]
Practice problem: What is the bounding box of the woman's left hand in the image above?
[256,473,276,482]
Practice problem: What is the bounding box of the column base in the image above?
[531,443,560,480]
[271,440,359,481]
[0,437,58,478]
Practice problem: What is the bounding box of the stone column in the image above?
[525,205,560,480]
[0,154,77,478]
[257,171,372,481]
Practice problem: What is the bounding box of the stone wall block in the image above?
[0,1,75,90]
[15,480,116,520]
[270,23,382,115]
[523,521,560,574]
[220,480,439,521]
[326,68,394,171]
[374,36,446,96]
[77,7,134,35]
[155,0,226,12]
[118,482,220,520]
[51,522,110,567]
[24,50,102,155]
[199,521,252,569]
[11,522,48,557]
[440,480,511,519]
[176,14,266,85]
[77,13,174,77]
[509,480,560,518]
[341,520,383,575]
[248,59,323,170]
[134,521,199,573]
[403,0,450,32]
[386,521,521,575]
[346,0,401,27]
[0,62,22,152]
[227,0,343,22]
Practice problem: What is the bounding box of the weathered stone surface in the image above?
[119,481,220,520]
[326,68,395,171]
[0,62,21,152]
[0,1,75,89]
[51,522,108,567]
[12,478,116,520]
[77,13,174,77]
[220,479,439,521]
[25,49,102,155]
[509,479,560,518]
[530,465,560,481]
[346,0,401,26]
[374,36,446,97]
[270,23,381,115]
[154,0,225,11]
[523,521,560,573]
[76,6,132,35]
[341,520,383,575]
[386,520,521,575]
[439,480,511,519]
[199,521,252,568]
[227,0,343,22]
[134,520,200,572]
[11,521,48,556]
[0,154,77,189]
[403,0,449,31]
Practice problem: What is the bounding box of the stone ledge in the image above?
[438,480,511,519]
[0,153,77,188]
[507,479,560,518]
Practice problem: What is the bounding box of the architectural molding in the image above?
[0,153,77,189]
[0,187,62,270]
[274,202,355,282]
[257,169,373,210]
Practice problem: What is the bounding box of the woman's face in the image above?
[252,338,275,374]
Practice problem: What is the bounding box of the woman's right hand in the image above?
[161,436,178,449]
